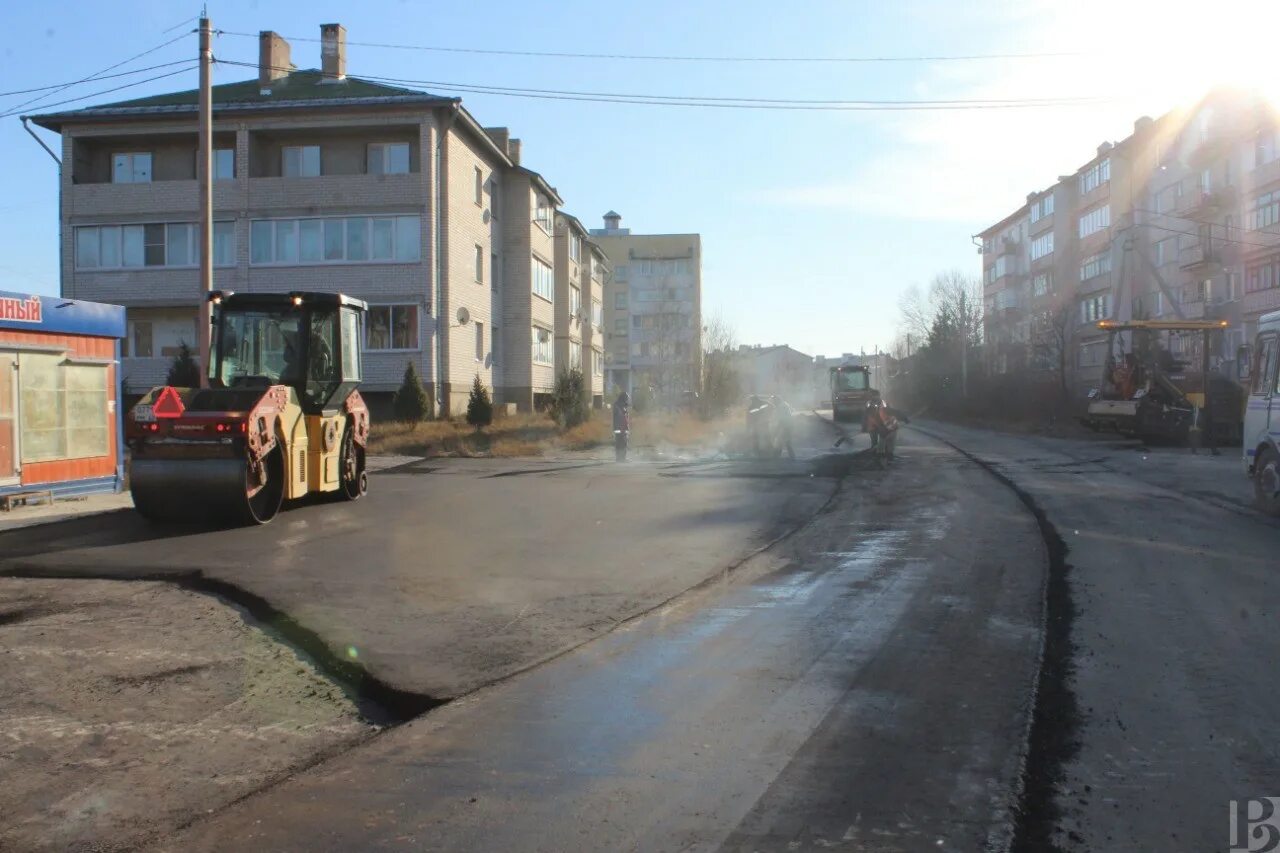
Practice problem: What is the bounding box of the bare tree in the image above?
[1029,300,1075,400]
[701,313,741,417]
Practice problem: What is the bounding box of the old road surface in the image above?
[137,427,1047,852]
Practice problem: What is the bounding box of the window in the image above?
[993,255,1011,280]
[475,245,484,283]
[213,148,234,180]
[569,286,582,320]
[1030,232,1054,260]
[1247,191,1280,231]
[1079,158,1110,194]
[367,142,410,175]
[615,292,628,310]
[1153,237,1177,267]
[569,234,581,263]
[474,167,484,205]
[591,299,603,327]
[534,194,553,233]
[615,265,629,282]
[1080,251,1111,281]
[1246,256,1280,293]
[1078,204,1111,238]
[251,215,420,264]
[491,253,499,291]
[1032,272,1052,296]
[74,222,235,269]
[569,341,582,370]
[1201,168,1212,194]
[475,321,485,361]
[1080,293,1110,323]
[532,256,554,301]
[532,325,553,364]
[1253,335,1279,395]
[18,355,109,463]
[282,145,321,177]
[1029,193,1054,223]
[614,318,628,334]
[365,304,419,351]
[1154,183,1182,214]
[111,152,151,183]
[1256,128,1280,168]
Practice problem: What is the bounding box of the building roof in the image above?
[515,166,565,207]
[28,69,458,130]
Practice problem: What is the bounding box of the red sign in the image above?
[0,295,41,323]
[153,386,187,418]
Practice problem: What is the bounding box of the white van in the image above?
[1245,309,1280,516]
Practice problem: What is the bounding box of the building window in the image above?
[1078,204,1111,238]
[532,325,553,364]
[74,222,234,269]
[491,253,499,291]
[251,215,420,265]
[365,304,420,351]
[615,292,628,310]
[1079,158,1110,194]
[214,148,235,180]
[592,349,603,376]
[1247,191,1280,231]
[1079,251,1111,281]
[367,142,410,175]
[1080,293,1110,323]
[591,299,603,327]
[475,244,484,283]
[569,286,582,320]
[1030,232,1054,260]
[475,321,485,361]
[1153,237,1177,267]
[569,341,582,370]
[534,194,553,233]
[1245,256,1280,293]
[1032,272,1052,296]
[569,234,581,263]
[474,166,484,205]
[111,152,151,183]
[532,256,554,301]
[614,318,627,334]
[615,265,629,282]
[1256,128,1280,168]
[1029,193,1055,223]
[282,145,321,178]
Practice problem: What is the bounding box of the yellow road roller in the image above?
[126,291,371,524]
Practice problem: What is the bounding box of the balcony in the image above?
[1244,286,1280,317]
[245,172,424,212]
[69,180,242,218]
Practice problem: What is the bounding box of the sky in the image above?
[2,0,1277,358]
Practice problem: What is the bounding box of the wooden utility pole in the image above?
[196,14,213,386]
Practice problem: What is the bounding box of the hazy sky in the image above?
[1,0,1274,357]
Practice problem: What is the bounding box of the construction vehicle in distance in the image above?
[126,291,371,525]
[1243,308,1280,516]
[1081,319,1243,445]
[830,364,879,424]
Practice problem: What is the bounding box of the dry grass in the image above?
[365,408,741,459]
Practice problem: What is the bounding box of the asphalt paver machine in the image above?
[126,291,371,524]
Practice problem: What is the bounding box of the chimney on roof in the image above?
[485,127,510,154]
[320,23,346,82]
[508,138,521,166]
[258,31,292,93]
[603,211,621,231]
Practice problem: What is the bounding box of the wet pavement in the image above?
[158,430,1046,852]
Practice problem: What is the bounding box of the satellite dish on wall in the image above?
[456,306,471,325]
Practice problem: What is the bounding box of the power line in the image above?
[0,60,196,99]
[6,29,192,115]
[217,58,1117,111]
[216,29,1088,64]
[3,64,199,120]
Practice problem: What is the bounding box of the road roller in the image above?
[125,291,371,525]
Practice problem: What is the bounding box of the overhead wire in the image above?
[216,58,1117,111]
[216,29,1089,64]
[6,29,193,115]
[0,60,197,99]
[2,64,199,120]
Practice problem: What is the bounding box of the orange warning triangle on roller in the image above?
[152,386,186,418]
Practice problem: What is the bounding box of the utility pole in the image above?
[196,14,213,387]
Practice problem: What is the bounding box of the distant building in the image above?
[553,213,607,408]
[733,344,814,402]
[590,212,702,400]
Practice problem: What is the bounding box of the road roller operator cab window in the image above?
[210,297,364,414]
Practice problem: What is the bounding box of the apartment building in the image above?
[590,212,702,400]
[553,213,607,407]
[979,89,1274,399]
[29,25,568,417]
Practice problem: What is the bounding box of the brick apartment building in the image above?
[590,212,703,400]
[979,88,1280,399]
[28,25,587,416]
[553,213,606,407]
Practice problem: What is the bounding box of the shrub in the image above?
[465,374,493,429]
[166,341,202,387]
[392,361,431,423]
[549,368,590,429]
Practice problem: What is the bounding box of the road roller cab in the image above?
[126,291,371,524]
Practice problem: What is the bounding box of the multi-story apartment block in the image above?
[979,89,1274,400]
[590,212,702,400]
[30,25,572,417]
[553,213,607,407]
